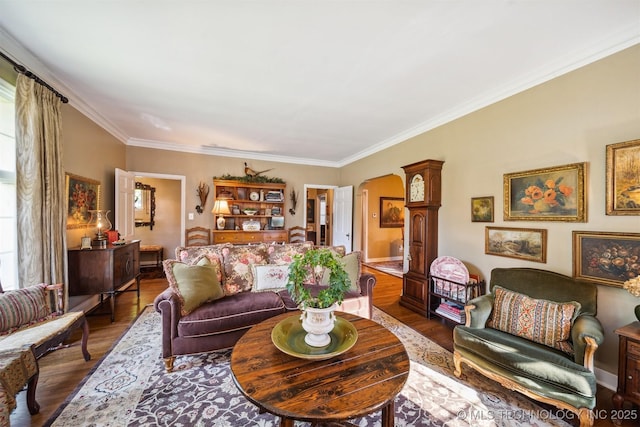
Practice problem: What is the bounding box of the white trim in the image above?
[595,367,617,392]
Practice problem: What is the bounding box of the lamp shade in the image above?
[211,200,231,215]
[212,199,231,230]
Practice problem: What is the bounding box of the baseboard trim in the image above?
[595,367,617,391]
[365,256,403,263]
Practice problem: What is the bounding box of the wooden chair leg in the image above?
[26,372,40,415]
[80,317,91,361]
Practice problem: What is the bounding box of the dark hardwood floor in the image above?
[10,266,632,426]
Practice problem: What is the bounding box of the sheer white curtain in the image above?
[14,74,66,301]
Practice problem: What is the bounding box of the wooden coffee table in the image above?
[231,312,409,427]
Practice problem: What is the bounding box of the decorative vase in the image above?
[300,304,337,347]
[635,305,640,322]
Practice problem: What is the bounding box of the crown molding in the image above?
[127,138,342,168]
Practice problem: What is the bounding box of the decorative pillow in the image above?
[320,251,362,293]
[267,242,313,265]
[488,286,580,354]
[163,256,224,316]
[251,264,290,293]
[0,284,51,333]
[176,244,229,264]
[220,244,268,295]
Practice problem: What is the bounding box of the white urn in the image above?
[300,304,337,347]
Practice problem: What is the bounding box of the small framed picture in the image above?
[471,196,494,222]
[379,197,404,228]
[606,138,640,215]
[485,226,547,263]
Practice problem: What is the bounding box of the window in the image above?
[0,77,16,289]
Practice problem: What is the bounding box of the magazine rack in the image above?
[427,274,485,324]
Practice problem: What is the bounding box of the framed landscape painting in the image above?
[572,231,640,287]
[471,196,494,222]
[606,138,640,215]
[65,173,100,229]
[380,197,404,228]
[485,226,547,263]
[504,162,586,222]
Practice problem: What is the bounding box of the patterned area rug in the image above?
[364,260,403,278]
[45,307,571,427]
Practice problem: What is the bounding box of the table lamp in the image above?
[212,199,231,230]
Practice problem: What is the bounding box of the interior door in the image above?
[115,168,135,241]
[332,185,353,251]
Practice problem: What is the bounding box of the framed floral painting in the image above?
[485,226,547,263]
[503,162,586,222]
[606,138,640,215]
[573,231,640,287]
[65,173,101,229]
[471,196,494,222]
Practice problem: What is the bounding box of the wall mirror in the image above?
[135,182,156,229]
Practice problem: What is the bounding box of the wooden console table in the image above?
[231,312,409,426]
[67,240,141,322]
[613,321,640,424]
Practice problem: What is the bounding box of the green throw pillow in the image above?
[320,251,362,293]
[163,256,224,315]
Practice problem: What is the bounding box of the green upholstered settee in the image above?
[453,268,604,427]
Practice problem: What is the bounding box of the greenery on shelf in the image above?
[286,248,350,309]
[213,174,285,184]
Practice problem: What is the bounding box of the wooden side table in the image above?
[613,321,640,421]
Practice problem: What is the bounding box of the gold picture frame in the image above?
[572,231,640,287]
[503,162,586,222]
[606,138,640,215]
[471,196,494,222]
[65,173,101,229]
[485,226,547,263]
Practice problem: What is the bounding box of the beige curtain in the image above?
[15,74,67,300]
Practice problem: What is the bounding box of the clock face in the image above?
[410,174,424,202]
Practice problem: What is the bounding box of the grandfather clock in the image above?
[400,159,443,316]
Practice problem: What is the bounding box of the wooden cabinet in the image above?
[613,322,640,420]
[212,179,287,244]
[67,240,140,322]
[400,160,443,316]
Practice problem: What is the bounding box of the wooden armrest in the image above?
[583,336,598,372]
[44,283,65,314]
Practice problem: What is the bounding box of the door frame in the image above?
[303,184,336,246]
[131,172,186,246]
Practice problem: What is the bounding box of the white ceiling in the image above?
[1,1,639,167]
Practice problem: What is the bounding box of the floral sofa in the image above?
[453,268,604,427]
[154,242,376,372]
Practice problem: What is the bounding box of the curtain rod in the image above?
[0,50,69,103]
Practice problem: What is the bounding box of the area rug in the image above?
[45,307,571,427]
[364,260,403,278]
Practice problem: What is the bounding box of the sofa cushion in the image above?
[267,242,313,265]
[175,244,229,264]
[0,284,51,333]
[220,244,269,296]
[454,326,596,400]
[488,286,580,354]
[177,291,285,338]
[163,256,225,316]
[251,264,290,293]
[320,251,362,293]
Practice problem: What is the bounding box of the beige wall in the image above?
[341,44,640,376]
[62,105,126,247]
[125,146,341,231]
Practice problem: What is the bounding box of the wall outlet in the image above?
[188,213,194,220]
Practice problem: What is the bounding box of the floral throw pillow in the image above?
[267,242,313,265]
[487,286,580,354]
[220,244,268,295]
[251,264,290,293]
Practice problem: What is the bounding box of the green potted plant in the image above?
[286,248,351,347]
